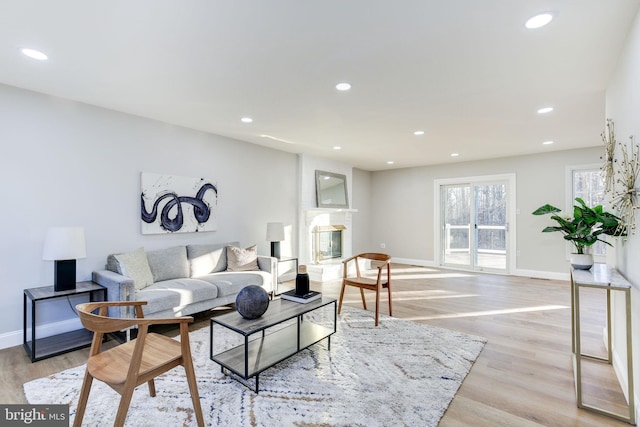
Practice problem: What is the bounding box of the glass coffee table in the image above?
[209,296,336,393]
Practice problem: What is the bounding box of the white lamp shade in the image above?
[42,227,87,260]
[266,222,285,242]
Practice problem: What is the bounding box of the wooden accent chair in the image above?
[73,301,204,427]
[338,253,392,326]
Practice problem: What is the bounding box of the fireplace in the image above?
[313,225,346,263]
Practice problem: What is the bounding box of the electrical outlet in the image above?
[517,250,521,257]
[380,243,386,249]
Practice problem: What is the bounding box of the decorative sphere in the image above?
[236,285,269,319]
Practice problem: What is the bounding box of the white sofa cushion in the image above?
[198,271,271,297]
[137,278,218,315]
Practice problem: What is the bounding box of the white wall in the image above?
[363,147,603,275]
[351,168,372,254]
[0,84,298,347]
[605,7,640,416]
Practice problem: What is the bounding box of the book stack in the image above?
[280,264,322,303]
[281,289,322,304]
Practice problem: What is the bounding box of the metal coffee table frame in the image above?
[209,297,337,393]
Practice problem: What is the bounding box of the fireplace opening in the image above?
[313,225,345,262]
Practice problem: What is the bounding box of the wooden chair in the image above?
[73,301,205,427]
[338,253,392,326]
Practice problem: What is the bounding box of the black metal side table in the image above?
[23,281,106,362]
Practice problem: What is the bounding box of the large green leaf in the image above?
[532,204,561,215]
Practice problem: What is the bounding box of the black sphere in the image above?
[236,285,269,319]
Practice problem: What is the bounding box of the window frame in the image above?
[566,163,607,263]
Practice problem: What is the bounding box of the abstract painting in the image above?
[141,172,218,234]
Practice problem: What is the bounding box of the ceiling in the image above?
[1,1,639,171]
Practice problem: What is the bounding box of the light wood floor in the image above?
[1,264,632,426]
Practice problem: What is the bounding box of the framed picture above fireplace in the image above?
[315,170,349,209]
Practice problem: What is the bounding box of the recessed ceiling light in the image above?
[21,48,48,60]
[333,146,341,150]
[336,82,351,91]
[525,13,554,29]
[450,153,460,157]
[537,107,554,114]
[542,140,554,145]
[240,117,253,123]
[414,131,425,136]
[387,161,394,165]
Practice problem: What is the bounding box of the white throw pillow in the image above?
[226,245,260,272]
[113,247,154,291]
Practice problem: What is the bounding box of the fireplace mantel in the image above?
[299,207,355,276]
[303,208,358,214]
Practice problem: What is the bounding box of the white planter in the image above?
[570,253,593,270]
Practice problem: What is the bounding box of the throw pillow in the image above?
[112,247,154,291]
[226,245,260,272]
[188,245,226,277]
[146,246,189,282]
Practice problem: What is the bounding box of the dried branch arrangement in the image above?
[611,135,640,237]
[600,118,616,193]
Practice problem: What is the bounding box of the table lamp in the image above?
[266,222,285,259]
[42,227,87,292]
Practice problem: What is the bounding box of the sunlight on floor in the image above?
[389,266,442,273]
[387,273,475,279]
[406,304,569,321]
[393,293,480,301]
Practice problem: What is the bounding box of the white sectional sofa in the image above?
[92,241,276,318]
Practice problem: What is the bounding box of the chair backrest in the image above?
[343,253,391,279]
[357,253,391,263]
[77,301,147,334]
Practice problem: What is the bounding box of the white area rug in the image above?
[24,306,486,426]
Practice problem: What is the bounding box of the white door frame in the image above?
[434,173,517,274]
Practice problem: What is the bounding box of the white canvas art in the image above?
[141,173,218,234]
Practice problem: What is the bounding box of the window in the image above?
[571,166,606,257]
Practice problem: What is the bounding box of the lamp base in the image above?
[270,242,281,259]
[54,259,77,292]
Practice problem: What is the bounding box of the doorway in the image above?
[436,175,515,273]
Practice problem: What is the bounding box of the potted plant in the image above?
[532,197,624,269]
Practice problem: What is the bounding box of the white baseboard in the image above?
[0,317,83,351]
[512,268,569,281]
[391,257,437,268]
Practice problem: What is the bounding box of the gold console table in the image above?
[571,263,635,424]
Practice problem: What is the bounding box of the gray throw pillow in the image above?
[226,245,260,272]
[188,244,227,276]
[112,247,154,291]
[146,246,189,282]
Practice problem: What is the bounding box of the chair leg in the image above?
[114,383,136,427]
[183,357,205,427]
[147,379,156,397]
[73,371,93,427]
[338,280,347,314]
[360,288,367,310]
[374,287,380,327]
[387,284,393,317]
